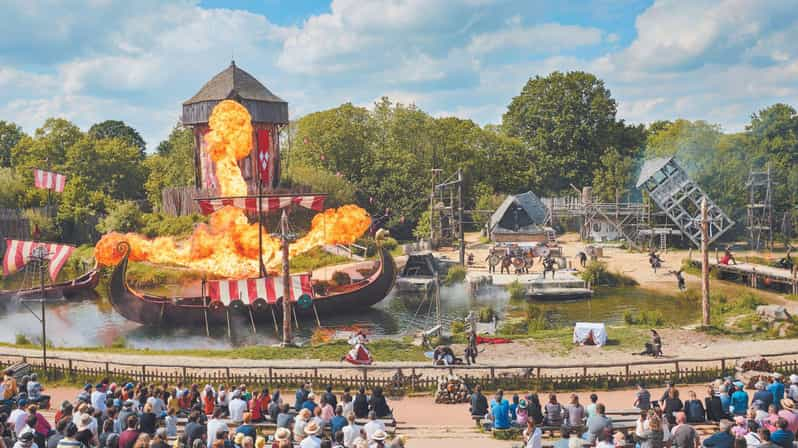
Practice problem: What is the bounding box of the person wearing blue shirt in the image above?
[730,384,749,416]
[769,375,785,410]
[302,393,318,413]
[719,386,732,415]
[509,394,519,421]
[702,419,733,448]
[330,406,347,436]
[770,418,794,448]
[490,390,511,430]
[295,383,309,410]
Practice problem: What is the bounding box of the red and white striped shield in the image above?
[33,169,67,193]
[3,239,75,281]
[207,274,313,306]
[197,195,326,215]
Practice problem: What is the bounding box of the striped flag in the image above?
[207,274,313,306]
[33,169,67,193]
[3,239,75,281]
[197,195,326,215]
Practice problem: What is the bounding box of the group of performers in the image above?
[485,245,558,277]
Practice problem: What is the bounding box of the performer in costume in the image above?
[343,330,373,365]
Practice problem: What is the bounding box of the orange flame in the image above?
[94,100,371,278]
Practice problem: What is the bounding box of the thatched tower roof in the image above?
[181,61,288,125]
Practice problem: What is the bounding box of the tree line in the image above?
[0,71,796,244]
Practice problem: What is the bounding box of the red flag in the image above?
[257,129,271,185]
[33,169,67,192]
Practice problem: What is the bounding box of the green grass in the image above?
[0,338,427,362]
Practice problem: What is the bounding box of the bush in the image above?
[450,320,465,334]
[110,336,127,348]
[444,265,466,285]
[507,280,526,301]
[331,271,351,286]
[15,334,31,345]
[283,163,356,207]
[24,210,60,241]
[141,213,206,238]
[624,310,665,326]
[96,200,143,234]
[580,260,638,286]
[478,306,495,323]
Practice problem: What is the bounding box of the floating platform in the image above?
[467,270,593,300]
[692,259,797,294]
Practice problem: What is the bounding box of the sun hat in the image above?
[79,413,93,431]
[307,393,315,400]
[274,428,291,442]
[733,381,745,388]
[304,421,320,436]
[774,373,783,379]
[781,398,796,411]
[790,374,798,384]
[371,430,388,441]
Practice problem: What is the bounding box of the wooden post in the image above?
[721,359,726,375]
[105,362,110,377]
[701,198,711,327]
[142,365,147,383]
[675,362,680,381]
[625,364,630,381]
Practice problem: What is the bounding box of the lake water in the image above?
[0,277,697,350]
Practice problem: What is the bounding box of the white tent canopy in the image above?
[573,322,607,347]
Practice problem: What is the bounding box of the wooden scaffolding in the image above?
[746,163,774,250]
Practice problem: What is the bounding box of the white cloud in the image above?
[466,22,603,54]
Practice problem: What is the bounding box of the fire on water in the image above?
[94,100,371,278]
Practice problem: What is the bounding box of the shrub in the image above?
[450,320,465,334]
[331,271,351,286]
[15,334,31,345]
[110,336,127,348]
[444,265,467,285]
[623,310,635,325]
[507,280,526,301]
[498,319,527,335]
[478,306,495,323]
[141,213,206,238]
[580,260,638,286]
[96,200,143,234]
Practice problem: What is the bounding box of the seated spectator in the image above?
[671,412,698,448]
[75,414,97,447]
[268,391,281,422]
[490,391,511,430]
[731,416,749,438]
[524,418,542,448]
[706,387,726,422]
[469,385,488,426]
[150,429,169,448]
[731,383,749,416]
[564,394,585,430]
[509,395,519,422]
[56,423,82,448]
[585,404,612,444]
[302,394,318,414]
[586,394,599,418]
[363,412,384,442]
[526,393,544,425]
[685,391,706,423]
[635,384,652,410]
[635,414,664,448]
[16,431,36,448]
[757,428,778,448]
[753,382,774,411]
[777,398,798,433]
[516,399,529,427]
[341,413,360,448]
[294,409,311,443]
[229,391,247,423]
[300,421,321,448]
[118,415,140,448]
[368,388,390,419]
[330,406,347,436]
[138,403,157,436]
[323,385,337,410]
[770,418,794,448]
[206,408,227,448]
[276,404,293,430]
[664,389,684,425]
[544,394,564,428]
[236,413,257,440]
[703,419,734,448]
[319,398,334,425]
[165,408,178,438]
[352,388,368,420]
[744,421,762,448]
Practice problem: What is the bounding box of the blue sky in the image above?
[2,0,797,151]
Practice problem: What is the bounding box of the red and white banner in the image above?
[197,195,326,215]
[257,129,271,185]
[207,274,313,306]
[3,239,75,281]
[33,169,66,193]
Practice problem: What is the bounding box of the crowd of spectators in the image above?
[0,373,401,448]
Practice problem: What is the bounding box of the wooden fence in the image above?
[4,351,798,395]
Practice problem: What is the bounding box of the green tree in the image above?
[502,71,620,194]
[0,168,26,208]
[746,104,798,212]
[56,175,108,243]
[65,136,148,200]
[592,147,635,203]
[145,125,195,209]
[0,121,25,167]
[88,120,147,155]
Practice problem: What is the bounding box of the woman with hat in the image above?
[369,430,387,448]
[271,428,291,448]
[300,421,321,448]
[777,398,798,433]
[294,409,312,443]
[76,413,97,447]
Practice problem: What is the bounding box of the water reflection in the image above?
[0,281,692,350]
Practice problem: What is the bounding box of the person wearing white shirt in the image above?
[91,386,107,416]
[8,405,27,436]
[342,413,361,448]
[206,409,227,448]
[362,412,384,443]
[524,419,542,448]
[228,391,247,423]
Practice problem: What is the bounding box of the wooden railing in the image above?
[3,350,798,394]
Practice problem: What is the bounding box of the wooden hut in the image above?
[488,191,551,243]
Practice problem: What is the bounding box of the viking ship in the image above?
[0,265,100,302]
[107,240,396,327]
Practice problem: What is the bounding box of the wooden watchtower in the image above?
[181,61,288,192]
